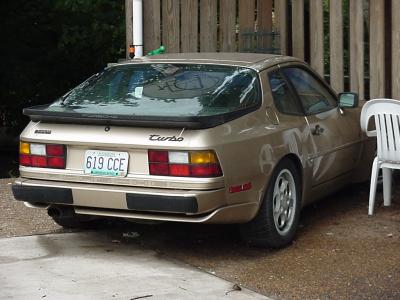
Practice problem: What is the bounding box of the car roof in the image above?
[112,52,303,72]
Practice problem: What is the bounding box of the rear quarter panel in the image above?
[200,71,310,208]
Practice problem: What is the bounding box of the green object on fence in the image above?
[147,45,165,56]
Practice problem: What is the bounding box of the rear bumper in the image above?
[12,183,198,214]
[12,185,73,205]
[12,178,259,223]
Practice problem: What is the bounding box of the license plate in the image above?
[84,150,129,177]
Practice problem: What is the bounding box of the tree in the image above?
[0,0,125,129]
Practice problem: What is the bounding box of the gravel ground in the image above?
[1,178,399,299]
[0,178,66,237]
[0,151,18,178]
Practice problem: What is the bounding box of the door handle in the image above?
[312,124,325,135]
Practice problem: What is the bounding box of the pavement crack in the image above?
[130,295,153,300]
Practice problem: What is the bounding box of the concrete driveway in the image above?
[1,178,400,299]
[0,232,269,300]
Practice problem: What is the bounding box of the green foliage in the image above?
[0,0,125,128]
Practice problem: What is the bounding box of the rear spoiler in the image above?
[23,104,260,130]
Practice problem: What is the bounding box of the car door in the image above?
[281,66,361,186]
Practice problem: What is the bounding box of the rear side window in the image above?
[283,67,337,115]
[268,71,303,115]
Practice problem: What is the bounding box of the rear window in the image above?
[45,64,261,118]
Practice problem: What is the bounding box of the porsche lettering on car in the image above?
[12,53,375,248]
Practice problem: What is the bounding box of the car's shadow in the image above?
[80,180,399,259]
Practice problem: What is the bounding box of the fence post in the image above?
[238,0,255,52]
[392,1,400,99]
[274,0,287,55]
[125,0,133,59]
[181,0,198,52]
[330,0,344,92]
[220,0,237,52]
[257,0,273,51]
[370,0,385,99]
[309,0,324,76]
[162,0,180,53]
[349,0,364,100]
[200,0,217,52]
[143,0,161,54]
[291,0,304,59]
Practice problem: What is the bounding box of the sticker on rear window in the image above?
[134,86,143,98]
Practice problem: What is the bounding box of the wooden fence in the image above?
[126,0,400,100]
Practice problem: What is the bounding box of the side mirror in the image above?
[338,92,359,108]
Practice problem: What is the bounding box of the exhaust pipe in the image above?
[47,206,61,218]
[47,206,75,218]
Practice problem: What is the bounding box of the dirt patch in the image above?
[1,178,399,299]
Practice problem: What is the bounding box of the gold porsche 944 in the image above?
[12,53,375,248]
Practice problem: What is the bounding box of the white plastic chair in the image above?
[360,98,400,215]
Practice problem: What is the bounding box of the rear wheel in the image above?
[240,159,301,248]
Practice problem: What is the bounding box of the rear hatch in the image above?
[19,62,261,190]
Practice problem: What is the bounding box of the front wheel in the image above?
[240,159,301,248]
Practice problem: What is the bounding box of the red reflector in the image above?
[148,150,168,163]
[20,154,31,166]
[169,164,190,176]
[31,155,47,167]
[149,163,169,175]
[229,185,242,193]
[48,157,65,168]
[46,145,65,156]
[190,164,222,177]
[242,182,252,190]
[229,182,252,193]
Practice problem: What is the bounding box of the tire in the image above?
[240,159,301,248]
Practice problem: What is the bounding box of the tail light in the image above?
[148,150,222,177]
[19,142,66,169]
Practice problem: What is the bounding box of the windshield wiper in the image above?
[59,90,74,106]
